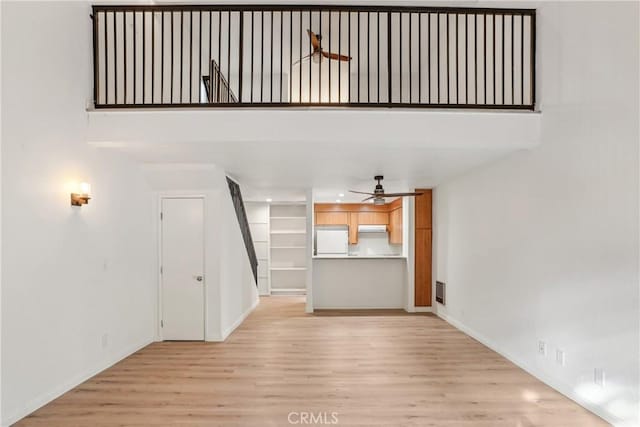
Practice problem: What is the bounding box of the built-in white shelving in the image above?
[269,203,307,295]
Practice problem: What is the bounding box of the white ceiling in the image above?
[104,139,515,202]
[89,109,539,202]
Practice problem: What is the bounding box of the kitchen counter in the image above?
[312,256,407,309]
[313,255,406,259]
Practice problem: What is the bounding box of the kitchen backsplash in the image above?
[349,233,402,256]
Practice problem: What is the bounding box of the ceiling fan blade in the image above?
[379,192,424,197]
[292,53,312,66]
[307,29,321,50]
[321,51,352,61]
[361,196,375,202]
[349,190,375,195]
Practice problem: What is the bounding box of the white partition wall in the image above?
[269,203,307,294]
[245,202,270,296]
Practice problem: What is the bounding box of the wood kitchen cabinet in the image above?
[348,213,359,244]
[357,212,389,225]
[315,211,349,225]
[414,189,432,307]
[388,207,403,244]
[314,201,401,245]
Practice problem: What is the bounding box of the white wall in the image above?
[143,165,259,342]
[434,2,639,426]
[1,2,156,425]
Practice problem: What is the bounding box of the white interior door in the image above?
[161,197,205,340]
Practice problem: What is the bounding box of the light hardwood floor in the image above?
[18,297,608,426]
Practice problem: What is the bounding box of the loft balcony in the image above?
[91,5,536,110]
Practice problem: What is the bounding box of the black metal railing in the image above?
[92,5,536,109]
[226,177,258,286]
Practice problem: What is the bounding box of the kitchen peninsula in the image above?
[312,199,409,309]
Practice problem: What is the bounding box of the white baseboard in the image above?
[411,306,434,313]
[436,312,628,427]
[3,338,154,427]
[220,296,259,341]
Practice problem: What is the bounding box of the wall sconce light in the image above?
[70,182,91,206]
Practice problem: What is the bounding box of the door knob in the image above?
[195,275,203,282]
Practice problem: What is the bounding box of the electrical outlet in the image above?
[538,341,547,356]
[594,368,606,387]
[101,333,109,349]
[555,349,565,366]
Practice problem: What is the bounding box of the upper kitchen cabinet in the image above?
[357,212,389,225]
[315,212,349,226]
[388,199,403,245]
[415,190,432,229]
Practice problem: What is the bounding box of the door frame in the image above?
[157,195,207,341]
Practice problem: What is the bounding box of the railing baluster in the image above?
[160,12,164,103]
[299,11,302,103]
[338,11,342,103]
[510,14,514,105]
[114,11,118,104]
[474,14,478,105]
[446,14,449,104]
[103,11,108,104]
[133,11,138,104]
[493,14,496,104]
[399,13,402,103]
[318,10,322,103]
[520,14,524,105]
[308,11,311,103]
[216,10,222,103]
[270,11,274,103]
[484,14,487,104]
[531,12,536,108]
[465,13,468,104]
[357,11,360,103]
[366,11,370,103]
[92,10,100,105]
[386,12,391,104]
[436,13,439,103]
[501,14,505,105]
[123,12,127,104]
[418,13,421,104]
[180,11,183,103]
[329,11,332,103]
[377,12,380,103]
[151,11,156,103]
[227,11,231,102]
[280,11,283,102]
[349,12,353,103]
[198,11,202,103]
[455,13,458,104]
[250,12,254,102]
[170,12,173,102]
[239,11,244,103]
[289,11,292,103]
[427,13,430,103]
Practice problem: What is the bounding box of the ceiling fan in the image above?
[293,29,352,65]
[349,176,423,205]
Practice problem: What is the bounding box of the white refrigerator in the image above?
[316,227,349,255]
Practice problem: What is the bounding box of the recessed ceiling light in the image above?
[338,193,345,197]
[336,199,341,203]
[266,198,272,202]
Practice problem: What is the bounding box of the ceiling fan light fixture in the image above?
[373,198,385,206]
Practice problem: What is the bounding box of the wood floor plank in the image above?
[16,296,608,426]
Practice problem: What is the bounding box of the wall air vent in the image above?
[436,281,445,305]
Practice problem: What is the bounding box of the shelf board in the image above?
[270,230,307,235]
[271,246,306,249]
[270,267,307,271]
[270,216,306,220]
